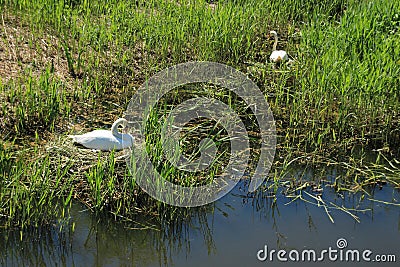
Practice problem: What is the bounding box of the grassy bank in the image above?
[0,0,399,228]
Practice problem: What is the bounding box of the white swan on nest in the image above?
[269,30,289,63]
[69,118,133,151]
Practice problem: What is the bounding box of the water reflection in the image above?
[1,171,399,266]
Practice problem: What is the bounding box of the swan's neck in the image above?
[111,118,127,139]
[272,33,278,51]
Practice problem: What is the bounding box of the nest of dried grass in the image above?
[44,135,159,218]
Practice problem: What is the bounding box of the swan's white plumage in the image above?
[269,30,288,63]
[69,118,133,151]
[270,50,288,63]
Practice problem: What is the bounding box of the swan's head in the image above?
[111,118,129,136]
[269,30,278,38]
[114,118,128,128]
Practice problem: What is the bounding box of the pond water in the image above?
[1,170,399,266]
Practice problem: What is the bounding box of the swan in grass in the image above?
[69,118,133,151]
[269,30,289,63]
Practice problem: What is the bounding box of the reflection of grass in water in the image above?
[0,0,399,228]
[254,157,400,224]
[0,224,74,265]
[0,202,217,266]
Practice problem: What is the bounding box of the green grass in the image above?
[1,68,67,134]
[0,0,399,228]
[293,0,400,150]
[0,143,73,228]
